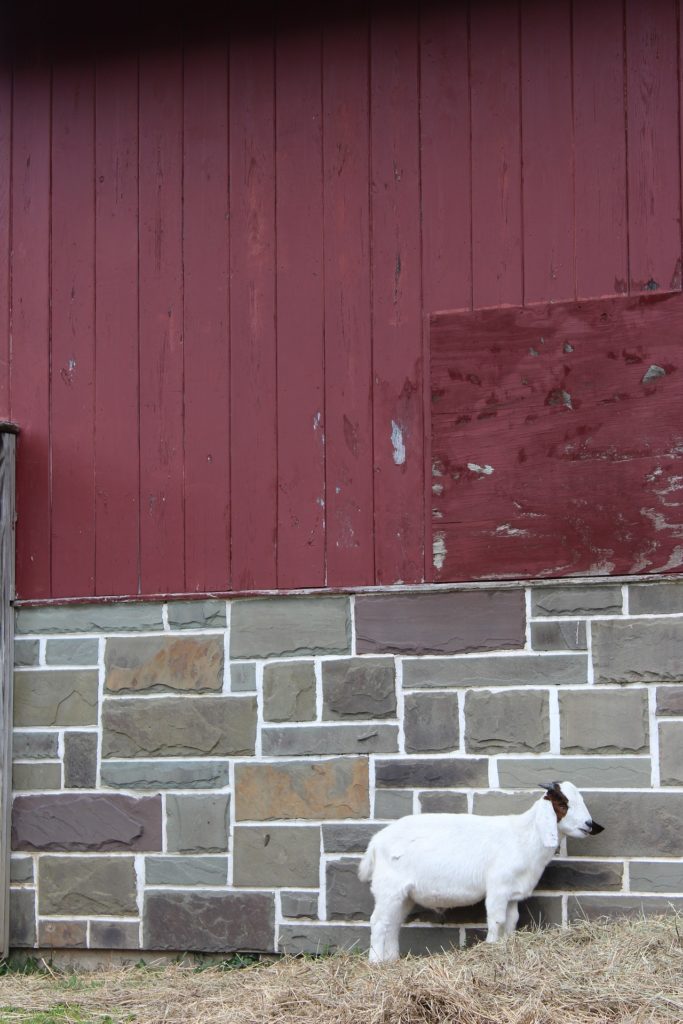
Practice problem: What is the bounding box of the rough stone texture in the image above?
[102,696,256,758]
[375,758,488,789]
[593,620,683,683]
[281,892,319,918]
[568,895,683,921]
[629,861,683,892]
[659,722,683,785]
[566,793,683,857]
[278,924,368,955]
[145,857,228,886]
[531,620,586,651]
[322,823,383,853]
[404,692,459,753]
[38,856,137,915]
[14,670,99,727]
[145,891,275,952]
[10,855,34,883]
[401,928,463,955]
[322,658,396,720]
[656,686,683,716]
[628,581,683,614]
[419,792,469,814]
[12,763,61,790]
[374,789,414,819]
[402,655,587,688]
[105,636,224,694]
[262,662,316,722]
[355,590,524,655]
[45,638,99,666]
[498,757,651,790]
[166,794,230,854]
[12,793,162,852]
[326,858,372,919]
[235,758,369,820]
[465,690,549,754]
[16,603,164,635]
[9,888,36,946]
[14,639,39,667]
[473,792,536,815]
[262,724,398,757]
[230,663,256,692]
[90,921,140,949]
[166,600,227,629]
[531,585,622,616]
[560,690,648,754]
[101,761,231,790]
[38,921,87,947]
[231,596,349,659]
[518,896,563,928]
[64,731,98,789]
[233,826,320,886]
[538,860,623,891]
[12,731,59,760]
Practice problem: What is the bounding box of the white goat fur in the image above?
[358,782,600,962]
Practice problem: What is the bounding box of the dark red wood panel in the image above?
[183,44,230,593]
[229,32,277,590]
[573,0,628,299]
[275,24,325,588]
[138,52,185,593]
[626,0,681,294]
[50,63,96,597]
[322,16,375,587]
[94,56,140,596]
[0,68,10,419]
[520,0,574,303]
[470,1,523,309]
[370,8,423,585]
[430,293,683,581]
[10,65,51,599]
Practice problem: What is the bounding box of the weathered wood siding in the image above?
[1,1,682,600]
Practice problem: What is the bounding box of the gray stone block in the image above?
[404,692,459,753]
[532,586,622,616]
[12,763,61,790]
[235,758,369,821]
[15,603,164,635]
[145,856,228,886]
[12,731,59,760]
[10,855,34,883]
[102,696,256,758]
[64,731,98,789]
[374,789,413,819]
[629,861,683,892]
[400,928,462,955]
[498,757,651,790]
[278,923,368,955]
[566,792,683,857]
[14,639,39,667]
[167,600,227,629]
[326,858,372,920]
[166,794,230,854]
[531,621,586,651]
[659,722,683,785]
[262,724,397,757]
[322,823,383,853]
[101,760,231,790]
[593,620,683,683]
[230,663,256,692]
[473,792,536,815]
[628,581,683,615]
[145,891,275,952]
[560,690,649,754]
[233,826,320,887]
[9,888,36,946]
[419,792,468,814]
[403,655,587,688]
[281,891,319,918]
[568,895,683,921]
[375,758,488,789]
[38,920,88,948]
[231,596,350,659]
[538,860,623,891]
[322,658,396,720]
[262,661,316,722]
[105,636,224,694]
[14,670,99,727]
[38,856,137,915]
[12,793,162,852]
[518,896,563,928]
[45,638,99,666]
[656,686,683,716]
[465,690,549,754]
[90,920,140,949]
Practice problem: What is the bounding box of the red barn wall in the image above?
[1,0,682,601]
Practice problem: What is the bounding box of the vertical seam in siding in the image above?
[570,0,577,301]
[367,13,376,585]
[517,0,526,307]
[7,66,13,423]
[92,59,98,594]
[467,1,474,313]
[417,6,430,584]
[47,62,54,598]
[676,0,683,282]
[136,53,142,595]
[226,36,232,591]
[623,0,632,295]
[180,46,187,593]
[273,25,280,588]
[320,25,328,588]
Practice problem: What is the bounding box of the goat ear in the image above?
[536,796,559,849]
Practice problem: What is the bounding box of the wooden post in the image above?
[0,423,18,957]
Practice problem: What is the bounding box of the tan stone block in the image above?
[233,826,320,886]
[102,696,256,757]
[235,758,369,820]
[105,636,223,694]
[14,670,98,727]
[263,661,316,722]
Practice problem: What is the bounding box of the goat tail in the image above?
[358,838,376,883]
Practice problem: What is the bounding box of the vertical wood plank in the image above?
[50,62,96,597]
[0,429,16,958]
[521,0,575,303]
[183,44,230,592]
[470,1,523,308]
[94,56,140,596]
[10,65,51,599]
[371,8,423,584]
[419,3,471,313]
[0,70,10,418]
[275,23,325,588]
[229,31,277,590]
[626,0,681,293]
[323,15,374,587]
[573,0,628,299]
[138,51,185,594]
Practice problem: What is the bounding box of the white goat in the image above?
[358,781,604,962]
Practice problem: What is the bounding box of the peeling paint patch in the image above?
[661,545,683,571]
[563,342,574,353]
[432,459,444,478]
[431,482,444,496]
[391,421,406,465]
[432,531,446,570]
[641,364,667,384]
[546,388,573,410]
[494,523,529,537]
[467,462,494,476]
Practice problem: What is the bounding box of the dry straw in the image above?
[1,915,682,1023]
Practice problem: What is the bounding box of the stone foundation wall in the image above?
[8,579,683,956]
